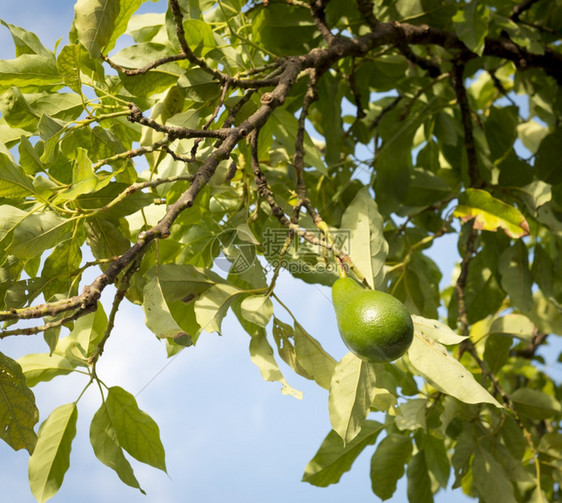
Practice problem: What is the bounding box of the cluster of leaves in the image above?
[0,0,560,501]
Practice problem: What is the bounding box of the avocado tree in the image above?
[0,0,561,501]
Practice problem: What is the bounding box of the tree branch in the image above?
[451,62,481,188]
[309,0,335,45]
[356,0,378,30]
[455,223,478,340]
[510,0,541,21]
[291,72,318,222]
[4,10,561,333]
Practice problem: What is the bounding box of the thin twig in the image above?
[101,53,188,76]
[191,80,231,158]
[89,259,140,366]
[93,136,171,171]
[250,130,367,283]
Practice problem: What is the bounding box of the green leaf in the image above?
[38,113,66,163]
[532,243,555,297]
[472,446,517,503]
[484,106,518,162]
[182,19,217,57]
[105,386,166,472]
[407,331,502,408]
[248,329,303,399]
[340,187,388,289]
[370,434,413,500]
[251,3,318,56]
[0,55,62,93]
[0,20,52,57]
[57,148,102,200]
[90,400,145,494]
[17,353,76,387]
[328,353,377,444]
[0,152,35,197]
[41,226,84,301]
[10,210,73,260]
[0,87,39,130]
[456,249,506,324]
[293,322,337,390]
[498,240,533,312]
[19,136,44,175]
[452,1,490,55]
[28,403,78,503]
[28,92,83,122]
[84,217,131,259]
[423,434,450,488]
[511,388,562,420]
[73,0,121,58]
[104,0,144,54]
[0,352,38,453]
[392,253,441,319]
[314,72,344,166]
[535,130,562,184]
[239,294,273,327]
[527,290,562,335]
[407,451,433,503]
[302,421,384,487]
[454,188,529,238]
[485,334,513,376]
[403,168,452,207]
[56,44,83,93]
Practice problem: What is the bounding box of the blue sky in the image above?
[0,2,485,502]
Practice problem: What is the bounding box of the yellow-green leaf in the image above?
[105,386,166,472]
[17,353,76,387]
[240,294,273,327]
[90,400,145,493]
[328,353,377,444]
[28,403,78,503]
[454,188,529,238]
[249,329,303,399]
[407,331,502,408]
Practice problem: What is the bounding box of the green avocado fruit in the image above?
[332,277,414,363]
